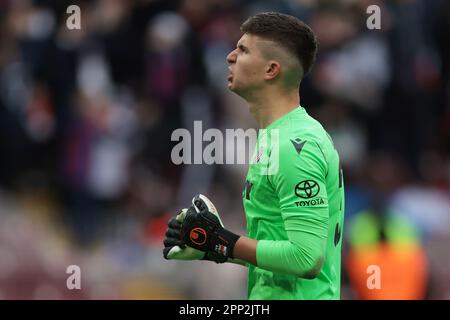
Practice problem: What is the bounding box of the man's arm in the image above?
[232,211,327,279]
[170,140,329,277]
[171,192,327,278]
[233,237,258,266]
[232,212,327,278]
[233,138,329,278]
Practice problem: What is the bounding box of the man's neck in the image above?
[247,88,300,128]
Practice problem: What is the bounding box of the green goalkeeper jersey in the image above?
[242,106,345,300]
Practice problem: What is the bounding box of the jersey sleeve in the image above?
[256,138,330,278]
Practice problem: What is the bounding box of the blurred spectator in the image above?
[345,202,429,300]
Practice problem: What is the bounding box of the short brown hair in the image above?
[240,12,318,77]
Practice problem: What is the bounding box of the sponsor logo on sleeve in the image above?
[295,198,325,207]
[294,180,320,198]
[294,180,325,207]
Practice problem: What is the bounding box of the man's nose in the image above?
[227,50,236,64]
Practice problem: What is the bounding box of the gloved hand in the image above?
[163,208,205,261]
[179,194,241,263]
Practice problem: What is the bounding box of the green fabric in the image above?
[243,106,345,299]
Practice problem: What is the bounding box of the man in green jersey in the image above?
[163,12,345,300]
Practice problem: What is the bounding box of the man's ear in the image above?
[264,61,281,81]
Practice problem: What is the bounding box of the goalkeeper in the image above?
[163,12,345,300]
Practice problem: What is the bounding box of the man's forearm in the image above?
[231,230,326,278]
[233,237,258,266]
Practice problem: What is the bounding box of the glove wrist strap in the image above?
[215,228,240,259]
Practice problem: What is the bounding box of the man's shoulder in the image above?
[277,114,331,153]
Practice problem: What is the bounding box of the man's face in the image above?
[226,34,268,96]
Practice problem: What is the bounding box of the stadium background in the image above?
[0,0,449,299]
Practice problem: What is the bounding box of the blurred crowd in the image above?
[0,0,449,299]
